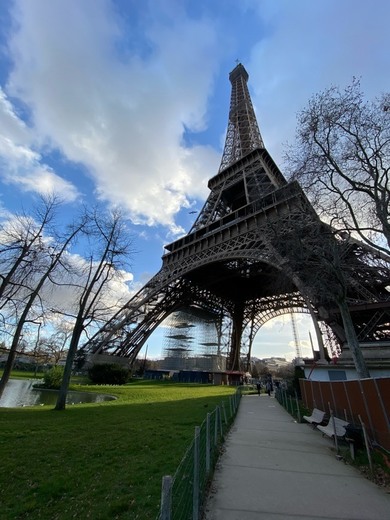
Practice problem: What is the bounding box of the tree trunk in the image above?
[54,327,83,411]
[0,344,18,398]
[0,313,29,397]
[338,299,370,379]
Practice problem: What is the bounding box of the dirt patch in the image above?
[357,463,390,493]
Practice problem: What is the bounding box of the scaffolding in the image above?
[161,309,227,371]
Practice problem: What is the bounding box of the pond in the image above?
[0,379,116,408]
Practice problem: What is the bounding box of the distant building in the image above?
[259,357,291,369]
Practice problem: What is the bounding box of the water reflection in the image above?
[0,379,116,408]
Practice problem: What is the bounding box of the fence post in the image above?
[302,379,308,408]
[283,389,288,410]
[229,396,233,417]
[373,378,390,435]
[359,415,373,475]
[206,413,211,474]
[214,406,219,444]
[193,426,200,520]
[160,475,172,520]
[295,391,301,422]
[222,402,227,425]
[219,404,223,436]
[329,408,339,455]
[358,380,376,443]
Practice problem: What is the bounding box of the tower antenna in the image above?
[291,313,302,359]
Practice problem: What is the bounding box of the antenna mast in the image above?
[290,313,302,359]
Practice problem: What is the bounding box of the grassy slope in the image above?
[0,380,235,520]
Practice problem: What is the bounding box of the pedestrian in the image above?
[266,379,273,397]
[256,381,261,395]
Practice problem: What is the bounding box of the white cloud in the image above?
[3,0,389,229]
[247,0,390,165]
[6,0,221,232]
[0,88,78,201]
[41,253,135,323]
[0,87,30,143]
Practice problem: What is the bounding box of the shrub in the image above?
[88,363,129,385]
[43,366,64,389]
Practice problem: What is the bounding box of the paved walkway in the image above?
[204,394,390,520]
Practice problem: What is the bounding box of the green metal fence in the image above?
[275,387,302,422]
[158,388,242,520]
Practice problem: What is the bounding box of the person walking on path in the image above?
[256,381,261,395]
[265,379,273,396]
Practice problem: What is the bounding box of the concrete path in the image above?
[203,394,390,520]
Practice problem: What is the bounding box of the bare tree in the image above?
[0,210,86,397]
[266,202,371,379]
[0,197,60,316]
[286,79,390,255]
[55,209,134,411]
[33,325,73,366]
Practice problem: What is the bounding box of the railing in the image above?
[275,387,303,423]
[157,388,242,520]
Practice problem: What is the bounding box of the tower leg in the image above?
[228,303,244,371]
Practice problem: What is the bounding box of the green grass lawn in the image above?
[0,378,236,520]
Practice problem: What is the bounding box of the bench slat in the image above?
[303,408,326,425]
[317,417,349,438]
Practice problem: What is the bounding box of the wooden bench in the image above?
[303,408,327,427]
[317,417,350,439]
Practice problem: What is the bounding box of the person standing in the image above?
[256,381,261,395]
[266,379,273,397]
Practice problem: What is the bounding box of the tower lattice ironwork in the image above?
[218,64,264,172]
[79,64,390,370]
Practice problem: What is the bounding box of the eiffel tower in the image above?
[80,63,390,370]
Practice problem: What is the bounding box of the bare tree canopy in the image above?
[55,209,135,410]
[286,79,390,255]
[0,196,60,314]
[0,199,86,396]
[270,210,371,380]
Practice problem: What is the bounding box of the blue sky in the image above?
[0,0,389,361]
